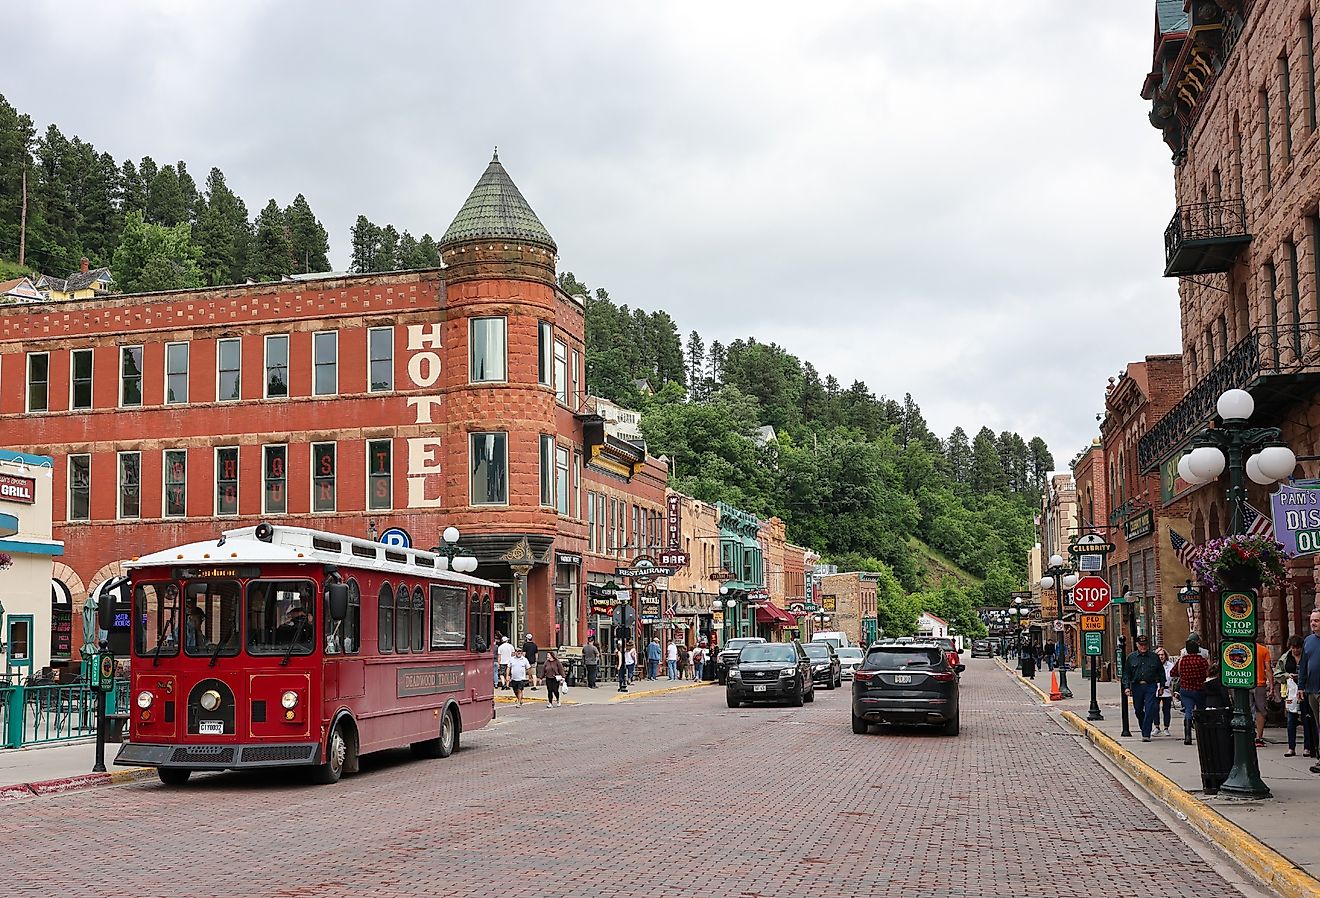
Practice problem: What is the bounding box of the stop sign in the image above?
[1072,576,1111,613]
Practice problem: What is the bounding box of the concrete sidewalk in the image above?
[997,657,1320,895]
[0,739,151,798]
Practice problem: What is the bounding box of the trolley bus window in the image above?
[395,584,411,654]
[378,583,394,653]
[183,580,241,657]
[134,582,179,656]
[469,591,491,652]
[326,578,361,655]
[411,586,426,652]
[247,580,316,655]
[430,586,466,649]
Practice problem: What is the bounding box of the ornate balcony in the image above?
[1163,199,1251,277]
[1139,324,1320,473]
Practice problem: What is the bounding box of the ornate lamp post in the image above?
[430,526,480,574]
[1040,556,1079,698]
[1175,388,1297,800]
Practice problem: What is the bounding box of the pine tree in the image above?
[414,233,441,267]
[349,215,381,272]
[686,331,705,399]
[1029,437,1054,491]
[0,94,36,262]
[970,427,1008,494]
[118,160,145,215]
[946,427,971,487]
[196,168,251,286]
[175,161,199,224]
[249,199,293,281]
[376,223,400,271]
[146,164,187,227]
[707,340,726,386]
[284,193,329,273]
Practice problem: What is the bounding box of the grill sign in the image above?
[397,664,465,697]
[0,473,35,504]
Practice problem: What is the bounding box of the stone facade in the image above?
[818,572,878,647]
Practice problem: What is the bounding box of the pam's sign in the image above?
[397,664,465,697]
[1271,481,1320,556]
[0,473,35,504]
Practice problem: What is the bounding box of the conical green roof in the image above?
[440,151,556,252]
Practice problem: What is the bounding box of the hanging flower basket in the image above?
[0,552,11,571]
[1190,535,1290,592]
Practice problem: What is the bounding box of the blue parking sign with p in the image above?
[380,527,411,549]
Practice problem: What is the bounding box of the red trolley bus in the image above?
[111,522,498,785]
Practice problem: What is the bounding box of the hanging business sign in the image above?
[1123,511,1154,541]
[616,556,677,582]
[0,473,35,504]
[666,494,682,548]
[1269,480,1320,556]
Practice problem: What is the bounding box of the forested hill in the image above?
[560,271,1054,638]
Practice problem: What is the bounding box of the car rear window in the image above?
[837,648,863,661]
[863,648,943,670]
[802,644,831,659]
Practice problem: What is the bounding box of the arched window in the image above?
[346,578,360,655]
[396,583,411,653]
[378,582,394,653]
[412,586,425,652]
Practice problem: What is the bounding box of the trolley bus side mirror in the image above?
[327,583,349,622]
[98,596,117,633]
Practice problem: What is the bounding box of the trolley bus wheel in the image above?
[412,707,459,759]
[310,722,348,784]
[157,767,191,786]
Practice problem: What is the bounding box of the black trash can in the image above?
[1193,707,1234,795]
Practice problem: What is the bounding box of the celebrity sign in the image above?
[1270,481,1320,556]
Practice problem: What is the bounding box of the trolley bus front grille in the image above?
[240,744,317,764]
[170,746,235,764]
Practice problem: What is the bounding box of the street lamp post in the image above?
[1039,555,1078,698]
[1175,388,1296,801]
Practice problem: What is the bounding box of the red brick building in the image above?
[0,152,673,661]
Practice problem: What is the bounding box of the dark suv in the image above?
[727,642,814,707]
[851,642,962,736]
[970,639,994,658]
[715,636,765,684]
[801,642,842,689]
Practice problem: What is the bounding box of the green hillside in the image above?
[911,538,983,591]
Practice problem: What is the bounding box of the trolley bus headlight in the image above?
[136,691,154,709]
[281,690,299,710]
[199,689,222,712]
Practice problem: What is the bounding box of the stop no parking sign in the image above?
[1072,576,1112,613]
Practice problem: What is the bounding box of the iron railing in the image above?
[0,679,126,749]
[1138,324,1320,472]
[1164,198,1249,268]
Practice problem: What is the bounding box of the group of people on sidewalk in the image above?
[493,632,568,708]
[490,632,712,701]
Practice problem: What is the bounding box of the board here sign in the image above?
[1072,577,1112,614]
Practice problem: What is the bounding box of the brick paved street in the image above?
[2,659,1251,898]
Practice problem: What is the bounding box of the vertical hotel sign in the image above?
[667,494,682,548]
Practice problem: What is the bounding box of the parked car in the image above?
[851,642,962,736]
[715,637,766,684]
[931,637,961,670]
[802,641,842,689]
[970,639,994,658]
[836,646,864,680]
[726,641,815,707]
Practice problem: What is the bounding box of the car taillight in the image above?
[930,671,955,682]
[853,671,878,683]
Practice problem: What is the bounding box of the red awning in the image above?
[756,604,796,625]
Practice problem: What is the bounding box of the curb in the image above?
[609,681,712,703]
[994,656,1053,703]
[0,767,154,801]
[995,656,1320,898]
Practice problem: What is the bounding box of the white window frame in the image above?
[116,450,141,520]
[540,435,555,507]
[216,337,241,402]
[162,448,187,518]
[215,446,240,516]
[312,330,338,397]
[69,348,93,411]
[468,317,507,384]
[571,348,581,411]
[367,326,394,393]
[573,451,582,519]
[264,334,289,399]
[119,345,144,408]
[367,438,393,511]
[553,339,568,405]
[67,453,91,522]
[262,443,288,515]
[26,351,49,413]
[538,321,553,386]
[469,431,509,506]
[556,446,570,516]
[164,340,189,405]
[311,441,337,513]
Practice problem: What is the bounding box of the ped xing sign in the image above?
[1221,590,1257,640]
[1083,631,1103,657]
[1080,614,1106,632]
[1221,641,1257,689]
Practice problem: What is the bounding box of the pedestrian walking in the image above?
[492,630,504,687]
[667,640,679,680]
[508,648,531,707]
[646,638,662,680]
[692,641,707,681]
[1155,646,1174,736]
[1045,641,1056,672]
[625,642,638,684]
[583,637,600,689]
[496,636,513,689]
[1276,636,1316,757]
[616,643,629,692]
[1301,610,1320,773]
[1020,644,1036,680]
[1252,640,1274,748]
[677,643,690,680]
[1123,634,1166,742]
[523,633,540,688]
[542,651,565,708]
[1171,638,1210,745]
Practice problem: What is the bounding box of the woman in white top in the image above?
[1155,646,1176,736]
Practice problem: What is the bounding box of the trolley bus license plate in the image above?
[894,674,912,684]
[200,721,223,735]
[753,685,767,692]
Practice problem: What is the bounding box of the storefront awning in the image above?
[0,512,17,538]
[756,604,795,625]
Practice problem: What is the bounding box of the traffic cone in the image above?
[1048,671,1062,702]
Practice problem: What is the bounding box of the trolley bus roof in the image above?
[125,524,498,588]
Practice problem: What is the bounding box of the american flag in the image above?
[1170,529,1197,569]
[1243,502,1275,539]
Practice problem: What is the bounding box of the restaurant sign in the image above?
[0,473,35,505]
[667,494,682,548]
[1123,510,1154,541]
[1270,480,1320,556]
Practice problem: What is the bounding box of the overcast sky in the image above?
[5,1,1178,465]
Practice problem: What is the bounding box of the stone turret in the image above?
[439,150,557,285]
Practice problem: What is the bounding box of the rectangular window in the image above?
[26,352,48,412]
[1261,87,1273,189]
[378,585,394,654]
[70,349,93,410]
[430,585,467,649]
[368,327,393,392]
[68,454,90,521]
[216,447,239,515]
[470,432,508,504]
[540,435,555,507]
[1266,261,1280,367]
[573,451,582,519]
[588,492,597,553]
[117,451,140,520]
[263,444,287,514]
[538,321,553,386]
[1281,55,1294,162]
[632,505,641,551]
[1287,240,1303,357]
[312,442,336,512]
[217,338,241,401]
[313,331,338,396]
[164,341,189,404]
[469,317,506,383]
[571,349,581,410]
[265,334,289,398]
[120,346,143,407]
[609,498,617,554]
[367,439,392,510]
[556,447,570,516]
[163,449,187,517]
[1306,16,1318,134]
[554,340,568,404]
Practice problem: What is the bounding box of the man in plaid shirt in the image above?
[1171,639,1211,745]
